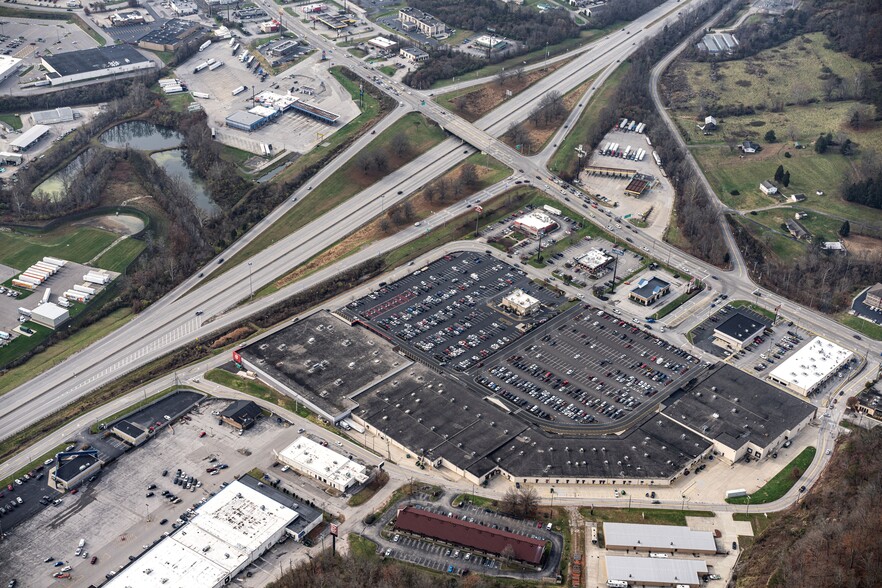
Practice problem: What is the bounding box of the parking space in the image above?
[174,43,359,156]
[0,399,302,587]
[345,251,563,371]
[851,287,882,326]
[476,303,701,424]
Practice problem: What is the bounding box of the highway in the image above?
[0,0,711,441]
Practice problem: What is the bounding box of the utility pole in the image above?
[536,229,545,262]
[609,255,619,293]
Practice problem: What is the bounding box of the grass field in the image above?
[205,369,312,418]
[728,299,778,321]
[220,112,446,271]
[93,237,146,273]
[729,215,807,262]
[0,113,22,130]
[727,446,817,504]
[0,307,133,395]
[580,506,714,526]
[839,314,882,341]
[749,207,845,244]
[348,533,379,560]
[0,225,118,270]
[548,62,630,175]
[732,512,781,537]
[164,92,195,113]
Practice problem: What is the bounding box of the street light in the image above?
[745,494,752,516]
[680,494,686,511]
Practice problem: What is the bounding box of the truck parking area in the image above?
[345,251,562,370]
[477,303,702,425]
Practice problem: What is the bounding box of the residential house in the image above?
[759,180,778,195]
[785,219,810,240]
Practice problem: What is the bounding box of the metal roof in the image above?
[603,522,716,552]
[606,555,708,586]
[10,125,51,149]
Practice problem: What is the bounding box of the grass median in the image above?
[726,446,817,504]
[88,385,190,433]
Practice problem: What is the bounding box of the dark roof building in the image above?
[629,276,670,306]
[855,386,882,419]
[51,453,102,490]
[394,506,546,565]
[712,309,770,351]
[41,45,155,86]
[662,364,816,462]
[138,19,206,52]
[112,419,149,445]
[220,399,263,430]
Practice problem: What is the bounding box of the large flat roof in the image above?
[55,454,98,481]
[43,45,151,77]
[603,522,716,552]
[713,310,770,342]
[10,125,51,149]
[105,480,299,588]
[768,336,853,393]
[606,555,708,586]
[278,436,369,488]
[238,312,406,418]
[395,506,545,564]
[662,364,815,451]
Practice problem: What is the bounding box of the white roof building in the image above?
[0,55,21,84]
[575,249,613,274]
[30,107,75,125]
[105,480,301,588]
[30,302,70,329]
[768,336,853,396]
[10,125,51,152]
[603,523,717,553]
[369,36,398,50]
[277,436,369,491]
[606,555,708,587]
[500,289,541,316]
[513,210,557,236]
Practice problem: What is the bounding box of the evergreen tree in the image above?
[815,135,828,154]
[765,129,777,143]
[774,164,785,182]
[782,171,791,187]
[839,220,850,237]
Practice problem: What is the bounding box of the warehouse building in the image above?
[233,311,405,423]
[662,364,816,462]
[603,523,716,555]
[30,107,75,126]
[41,45,156,86]
[500,289,541,316]
[512,210,557,238]
[398,7,446,36]
[606,555,708,587]
[9,125,51,152]
[629,276,670,306]
[575,249,614,277]
[105,479,314,588]
[225,105,281,132]
[138,19,206,52]
[712,310,770,352]
[220,399,263,430]
[30,302,70,329]
[0,55,22,84]
[276,436,369,492]
[768,336,854,396]
[395,505,546,566]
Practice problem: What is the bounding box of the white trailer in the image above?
[628,120,636,131]
[56,297,71,308]
[206,58,216,66]
[622,146,631,159]
[619,117,628,129]
[64,290,88,302]
[22,271,46,283]
[41,288,51,304]
[18,275,42,286]
[543,204,562,216]
[653,151,662,166]
[228,37,236,46]
[199,40,212,52]
[43,257,67,267]
[636,122,646,133]
[11,279,35,290]
[193,62,210,73]
[84,271,110,283]
[73,284,96,295]
[192,91,211,99]
[232,85,247,96]
[208,62,224,71]
[609,143,618,155]
[18,307,31,317]
[163,85,185,94]
[726,488,747,499]
[34,262,57,274]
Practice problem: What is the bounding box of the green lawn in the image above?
[651,287,704,319]
[548,61,630,175]
[580,506,714,526]
[0,225,118,270]
[0,113,22,130]
[750,207,846,244]
[218,111,446,273]
[728,299,778,321]
[453,493,497,508]
[733,512,781,537]
[164,92,195,113]
[348,533,379,560]
[93,237,146,273]
[205,369,312,418]
[378,65,397,76]
[727,446,817,504]
[839,314,882,341]
[729,215,807,262]
[0,307,133,396]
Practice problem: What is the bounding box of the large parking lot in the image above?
[344,251,563,371]
[174,42,360,156]
[476,303,702,425]
[0,398,304,587]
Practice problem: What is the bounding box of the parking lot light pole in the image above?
[550,487,555,510]
[680,494,686,511]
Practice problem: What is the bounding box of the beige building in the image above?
[398,7,446,36]
[500,289,540,316]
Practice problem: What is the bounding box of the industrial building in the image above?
[138,19,206,52]
[105,478,321,588]
[399,46,429,62]
[500,289,541,316]
[0,55,22,84]
[50,453,102,491]
[768,336,854,396]
[398,7,446,36]
[41,45,156,86]
[575,249,614,277]
[30,107,75,126]
[394,505,546,566]
[698,31,739,53]
[276,436,370,492]
[603,523,716,555]
[662,364,816,462]
[219,399,263,430]
[628,276,670,306]
[112,419,150,446]
[225,106,282,132]
[9,125,51,152]
[712,310,770,352]
[30,302,70,329]
[512,210,557,238]
[606,555,708,587]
